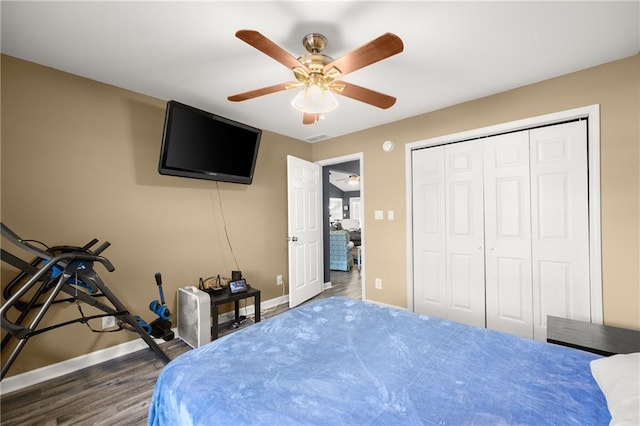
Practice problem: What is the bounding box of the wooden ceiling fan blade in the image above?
[303,112,319,125]
[236,30,309,72]
[336,81,397,109]
[323,33,403,77]
[228,82,294,102]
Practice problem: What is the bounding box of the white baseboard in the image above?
[1,294,289,395]
[0,335,164,395]
[214,294,288,322]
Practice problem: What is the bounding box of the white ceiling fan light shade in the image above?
[291,83,338,114]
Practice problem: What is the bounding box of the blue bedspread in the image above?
[148,297,609,425]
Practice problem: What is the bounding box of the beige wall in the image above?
[1,54,638,377]
[0,55,311,376]
[312,54,640,331]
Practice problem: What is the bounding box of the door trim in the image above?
[405,104,602,324]
[317,152,365,301]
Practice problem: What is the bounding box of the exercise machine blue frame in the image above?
[0,223,170,380]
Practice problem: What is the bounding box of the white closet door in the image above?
[484,131,533,338]
[412,146,447,317]
[530,121,590,340]
[445,141,486,327]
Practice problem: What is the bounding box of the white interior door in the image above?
[287,155,323,308]
[412,146,447,317]
[530,120,590,340]
[484,131,533,338]
[412,142,486,326]
[444,141,486,327]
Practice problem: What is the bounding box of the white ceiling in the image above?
[2,1,638,143]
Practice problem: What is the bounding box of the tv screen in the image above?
[158,101,262,184]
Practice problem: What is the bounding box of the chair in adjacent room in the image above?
[329,230,354,271]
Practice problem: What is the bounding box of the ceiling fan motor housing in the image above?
[302,33,327,54]
[295,33,338,87]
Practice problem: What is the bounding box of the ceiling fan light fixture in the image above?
[291,83,338,114]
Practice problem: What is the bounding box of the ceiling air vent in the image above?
[305,134,331,143]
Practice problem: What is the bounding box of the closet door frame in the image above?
[405,104,602,325]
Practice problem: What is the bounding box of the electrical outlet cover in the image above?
[102,316,115,329]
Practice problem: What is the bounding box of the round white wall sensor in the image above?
[382,140,394,152]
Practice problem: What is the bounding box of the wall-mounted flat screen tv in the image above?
[158,100,262,184]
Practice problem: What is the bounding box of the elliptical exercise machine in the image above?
[0,223,171,380]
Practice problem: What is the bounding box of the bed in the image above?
[149,297,612,425]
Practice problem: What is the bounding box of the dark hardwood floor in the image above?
[0,267,361,425]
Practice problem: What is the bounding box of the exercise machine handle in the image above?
[80,238,99,251]
[154,272,166,305]
[92,241,111,256]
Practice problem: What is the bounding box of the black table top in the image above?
[204,286,260,303]
[547,315,640,356]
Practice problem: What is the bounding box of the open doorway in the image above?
[318,154,364,301]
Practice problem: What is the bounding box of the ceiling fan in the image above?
[227,30,404,125]
[330,171,360,187]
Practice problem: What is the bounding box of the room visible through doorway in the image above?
[318,154,364,300]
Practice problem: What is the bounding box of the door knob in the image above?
[288,236,298,242]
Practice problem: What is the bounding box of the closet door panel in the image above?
[445,141,485,327]
[495,257,528,317]
[450,253,474,310]
[538,260,571,318]
[484,131,533,338]
[530,121,590,341]
[412,146,447,317]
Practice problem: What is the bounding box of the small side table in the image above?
[207,287,261,340]
[547,315,640,356]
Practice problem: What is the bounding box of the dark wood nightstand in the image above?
[547,315,640,356]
